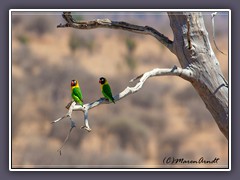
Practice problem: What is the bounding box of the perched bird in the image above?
[99,77,115,104]
[71,79,83,106]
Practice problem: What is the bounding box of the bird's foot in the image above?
[65,100,74,109]
[81,125,91,132]
[99,97,106,101]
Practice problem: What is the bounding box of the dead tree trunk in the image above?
[56,11,229,140]
[168,12,228,139]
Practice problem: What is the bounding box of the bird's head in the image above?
[99,77,106,85]
[71,80,78,87]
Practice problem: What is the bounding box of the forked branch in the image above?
[52,66,194,153]
[53,66,194,129]
[57,12,174,53]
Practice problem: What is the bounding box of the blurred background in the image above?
[11,11,229,168]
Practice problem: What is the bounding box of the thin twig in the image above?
[211,12,226,55]
[57,119,76,155]
[219,73,228,87]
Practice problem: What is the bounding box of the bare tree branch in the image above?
[52,66,194,135]
[57,120,76,155]
[57,12,174,53]
[54,11,228,142]
[211,12,227,55]
[52,101,77,155]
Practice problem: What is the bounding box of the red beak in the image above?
[71,81,74,86]
[99,80,101,84]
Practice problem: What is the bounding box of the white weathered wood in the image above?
[55,11,229,140]
[53,66,194,132]
[168,12,228,139]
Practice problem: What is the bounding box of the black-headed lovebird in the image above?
[99,77,115,104]
[71,79,83,106]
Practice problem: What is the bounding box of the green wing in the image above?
[72,87,83,105]
[102,84,115,103]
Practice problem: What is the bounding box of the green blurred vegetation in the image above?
[125,37,137,71]
[26,17,53,36]
[108,118,149,151]
[69,33,95,53]
[17,34,29,45]
[71,14,84,21]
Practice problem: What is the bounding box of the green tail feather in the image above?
[109,96,115,104]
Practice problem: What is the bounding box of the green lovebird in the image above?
[71,79,83,106]
[99,77,115,104]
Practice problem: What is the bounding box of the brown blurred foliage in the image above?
[11,12,228,168]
